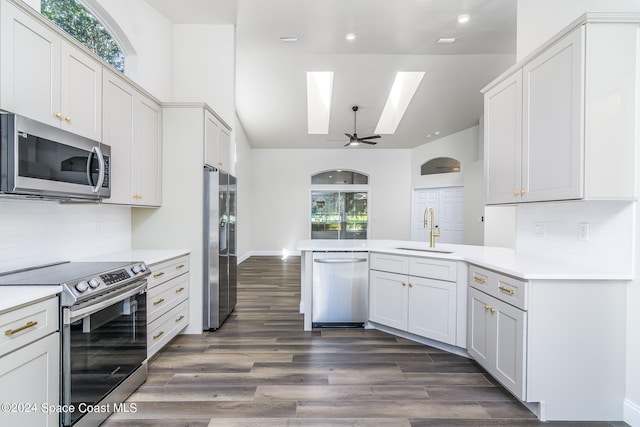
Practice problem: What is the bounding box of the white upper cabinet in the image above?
[484,18,639,204]
[204,109,232,172]
[1,0,102,141]
[521,27,584,202]
[102,69,162,207]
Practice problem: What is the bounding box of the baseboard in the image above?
[624,398,640,426]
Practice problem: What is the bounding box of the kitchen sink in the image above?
[394,247,453,254]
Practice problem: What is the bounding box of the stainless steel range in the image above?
[0,261,150,427]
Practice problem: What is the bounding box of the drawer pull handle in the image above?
[153,272,165,278]
[176,264,185,270]
[153,331,164,340]
[5,321,38,336]
[153,298,165,306]
[175,315,185,323]
[176,287,185,294]
[490,307,496,313]
[499,286,516,295]
[473,275,487,284]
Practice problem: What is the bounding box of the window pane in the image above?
[311,170,368,185]
[420,157,461,175]
[311,191,367,240]
[41,0,125,72]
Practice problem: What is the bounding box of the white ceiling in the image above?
[145,0,517,149]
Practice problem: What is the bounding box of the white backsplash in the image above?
[0,199,131,273]
[515,200,634,274]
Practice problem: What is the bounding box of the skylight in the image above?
[375,71,425,134]
[306,71,334,134]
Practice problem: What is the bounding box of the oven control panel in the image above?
[65,262,149,306]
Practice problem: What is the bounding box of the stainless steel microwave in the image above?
[0,114,110,200]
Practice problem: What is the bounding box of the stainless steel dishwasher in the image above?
[312,251,368,328]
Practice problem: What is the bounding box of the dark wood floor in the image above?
[104,256,628,427]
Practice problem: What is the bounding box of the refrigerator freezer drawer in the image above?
[312,252,368,327]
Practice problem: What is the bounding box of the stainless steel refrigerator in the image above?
[203,166,237,330]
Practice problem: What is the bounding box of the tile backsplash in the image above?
[516,200,634,274]
[0,199,131,273]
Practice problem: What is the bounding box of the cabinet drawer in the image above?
[469,265,528,310]
[147,274,189,323]
[0,297,58,357]
[148,299,189,358]
[147,255,189,289]
[369,253,409,274]
[409,257,457,282]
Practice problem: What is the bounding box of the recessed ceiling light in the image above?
[426,135,432,138]
[306,71,334,134]
[435,131,440,136]
[346,33,357,41]
[280,36,299,43]
[458,14,470,24]
[375,71,425,134]
[437,37,457,44]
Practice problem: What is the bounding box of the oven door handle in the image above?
[64,281,147,324]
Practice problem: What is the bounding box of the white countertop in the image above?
[77,248,191,266]
[0,286,61,313]
[296,239,631,281]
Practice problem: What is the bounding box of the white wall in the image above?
[516,0,640,61]
[250,149,412,254]
[172,25,235,125]
[234,116,253,262]
[516,2,640,424]
[0,199,131,273]
[94,0,173,101]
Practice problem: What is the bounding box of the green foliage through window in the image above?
[41,0,124,72]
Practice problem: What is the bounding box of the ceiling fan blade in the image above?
[344,133,354,139]
[343,141,353,147]
[358,135,381,140]
[360,140,377,145]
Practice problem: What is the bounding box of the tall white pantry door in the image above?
[411,187,464,244]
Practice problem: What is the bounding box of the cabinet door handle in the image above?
[484,304,490,310]
[64,116,72,122]
[5,321,38,336]
[55,112,62,119]
[153,298,165,306]
[520,189,526,195]
[153,331,165,340]
[499,286,516,295]
[176,287,185,294]
[409,283,413,288]
[153,272,165,278]
[490,307,496,313]
[513,189,520,196]
[175,315,185,323]
[402,282,407,287]
[473,275,487,284]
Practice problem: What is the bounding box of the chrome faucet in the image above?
[423,207,441,248]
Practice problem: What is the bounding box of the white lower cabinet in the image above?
[468,286,526,400]
[147,255,190,357]
[369,253,457,345]
[0,297,59,427]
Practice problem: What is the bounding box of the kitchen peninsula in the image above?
[297,239,629,422]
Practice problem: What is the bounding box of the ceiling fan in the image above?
[343,106,381,147]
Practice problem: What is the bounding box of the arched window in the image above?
[310,169,369,240]
[311,169,369,185]
[420,157,461,175]
[41,0,125,72]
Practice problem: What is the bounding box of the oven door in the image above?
[61,283,146,426]
[1,114,111,199]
